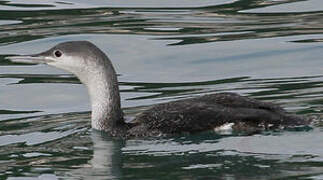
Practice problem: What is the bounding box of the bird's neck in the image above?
[81,64,123,131]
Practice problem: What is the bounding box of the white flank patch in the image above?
[213,123,235,134]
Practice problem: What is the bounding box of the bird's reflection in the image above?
[65,130,125,179]
[90,130,124,178]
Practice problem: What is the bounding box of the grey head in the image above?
[8,41,123,132]
[9,41,107,79]
[8,41,115,85]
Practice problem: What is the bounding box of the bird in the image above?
[7,41,309,137]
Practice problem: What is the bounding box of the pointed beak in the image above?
[6,54,54,64]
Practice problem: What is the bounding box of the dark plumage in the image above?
[124,92,308,137]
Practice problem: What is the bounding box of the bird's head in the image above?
[7,41,112,83]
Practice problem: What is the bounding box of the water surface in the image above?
[0,0,323,179]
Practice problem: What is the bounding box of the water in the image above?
[0,0,323,179]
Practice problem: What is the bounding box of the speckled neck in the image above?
[77,57,123,131]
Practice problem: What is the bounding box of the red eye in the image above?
[54,50,62,57]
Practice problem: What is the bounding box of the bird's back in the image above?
[128,93,308,137]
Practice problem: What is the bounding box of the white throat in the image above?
[46,43,124,132]
[73,58,123,131]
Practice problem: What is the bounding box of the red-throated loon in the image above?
[7,41,309,137]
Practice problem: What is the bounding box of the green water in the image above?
[0,0,323,179]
